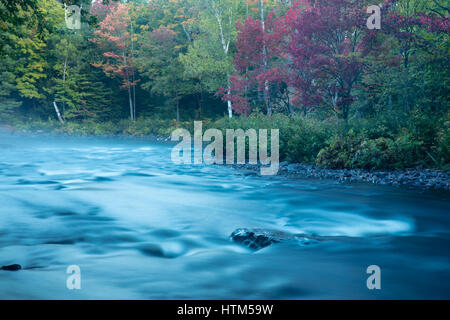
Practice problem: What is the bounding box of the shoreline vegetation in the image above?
[1,1,448,191]
[2,113,449,191]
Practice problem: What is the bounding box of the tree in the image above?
[0,58,22,122]
[224,10,286,115]
[90,2,138,120]
[0,0,65,120]
[46,28,114,121]
[137,27,189,121]
[180,0,244,118]
[284,0,371,120]
[0,0,43,54]
[355,0,449,118]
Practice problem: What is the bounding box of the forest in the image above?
[0,0,449,170]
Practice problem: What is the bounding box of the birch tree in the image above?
[180,0,244,118]
[259,0,271,116]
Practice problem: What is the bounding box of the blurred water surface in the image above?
[0,132,449,299]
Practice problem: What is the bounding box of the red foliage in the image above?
[284,0,370,118]
[224,12,288,115]
[225,0,449,118]
[225,0,372,117]
[90,0,119,22]
[90,2,136,90]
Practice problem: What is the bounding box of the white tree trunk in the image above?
[181,23,192,42]
[53,101,64,124]
[227,75,233,118]
[227,99,233,118]
[131,21,136,120]
[260,0,271,116]
[213,4,233,118]
[63,56,67,82]
[123,51,134,121]
[128,86,134,121]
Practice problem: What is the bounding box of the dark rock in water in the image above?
[1,264,22,271]
[230,228,321,250]
[231,228,281,250]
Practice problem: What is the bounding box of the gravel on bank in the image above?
[233,162,450,191]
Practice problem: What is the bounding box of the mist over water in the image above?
[0,131,449,299]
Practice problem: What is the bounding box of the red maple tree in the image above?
[90,2,138,120]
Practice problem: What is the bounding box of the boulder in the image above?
[230,228,321,250]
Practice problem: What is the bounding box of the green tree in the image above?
[137,27,191,121]
[180,0,244,118]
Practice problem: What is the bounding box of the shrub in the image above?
[284,118,336,163]
[315,132,360,169]
[436,122,450,169]
[352,137,396,170]
[316,129,440,170]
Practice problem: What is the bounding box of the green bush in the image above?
[284,118,336,163]
[436,119,450,169]
[211,113,340,163]
[315,132,360,169]
[315,128,442,170]
[352,137,396,170]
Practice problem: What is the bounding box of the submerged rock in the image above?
[230,228,321,250]
[1,264,22,271]
[231,228,281,250]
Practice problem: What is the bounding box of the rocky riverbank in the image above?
[233,162,450,191]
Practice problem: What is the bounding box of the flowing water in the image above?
[0,132,449,299]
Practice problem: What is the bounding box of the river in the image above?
[0,132,449,299]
